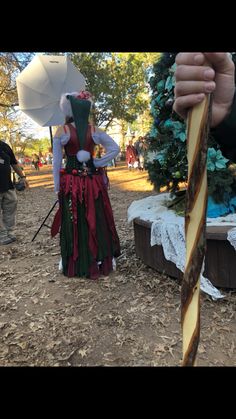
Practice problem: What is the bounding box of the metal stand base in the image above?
[31,200,58,242]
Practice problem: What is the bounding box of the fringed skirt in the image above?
[51,158,120,279]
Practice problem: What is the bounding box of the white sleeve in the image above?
[53,132,70,192]
[92,131,120,168]
[53,136,64,193]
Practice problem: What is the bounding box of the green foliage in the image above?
[147,52,236,204]
[1,53,158,156]
[207,148,229,171]
[71,52,158,128]
[208,168,234,203]
[23,137,51,157]
[0,53,34,108]
[147,52,187,194]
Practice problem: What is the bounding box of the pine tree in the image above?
[146,52,236,216]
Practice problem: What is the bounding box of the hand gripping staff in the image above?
[181,61,212,366]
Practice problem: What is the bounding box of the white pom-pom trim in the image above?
[76,150,91,163]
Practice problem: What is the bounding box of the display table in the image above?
[133,217,236,289]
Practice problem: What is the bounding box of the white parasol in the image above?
[16,54,86,127]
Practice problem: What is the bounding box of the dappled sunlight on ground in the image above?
[29,179,54,188]
[23,162,154,193]
[22,163,187,193]
[23,165,54,189]
[107,162,153,192]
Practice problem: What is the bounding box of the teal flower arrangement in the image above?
[207,148,229,171]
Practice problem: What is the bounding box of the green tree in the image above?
[23,137,51,158]
[71,52,159,128]
[147,52,236,214]
[0,52,159,154]
[0,53,34,108]
[0,53,35,151]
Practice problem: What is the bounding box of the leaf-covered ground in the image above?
[0,163,236,366]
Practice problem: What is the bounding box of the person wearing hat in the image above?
[51,91,121,279]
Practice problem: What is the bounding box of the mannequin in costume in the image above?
[51,90,121,279]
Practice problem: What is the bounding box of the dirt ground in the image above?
[0,162,236,366]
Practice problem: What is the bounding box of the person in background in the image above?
[51,90,121,279]
[0,139,29,245]
[126,139,139,170]
[134,136,147,171]
[32,154,40,170]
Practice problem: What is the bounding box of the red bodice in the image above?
[64,123,95,156]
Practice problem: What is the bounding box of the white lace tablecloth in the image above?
[128,193,236,300]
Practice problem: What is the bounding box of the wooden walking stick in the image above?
[181,62,212,366]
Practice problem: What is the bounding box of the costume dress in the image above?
[51,122,120,279]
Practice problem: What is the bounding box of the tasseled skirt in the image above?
[51,156,120,279]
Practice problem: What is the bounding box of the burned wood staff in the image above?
[181,88,212,366]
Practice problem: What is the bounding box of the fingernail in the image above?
[197,94,205,101]
[204,69,214,80]
[194,54,203,64]
[205,82,215,92]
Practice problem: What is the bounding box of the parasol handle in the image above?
[49,126,53,150]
